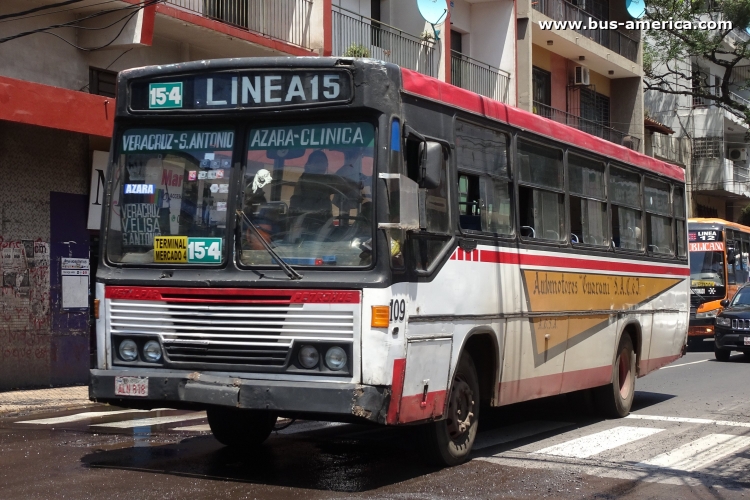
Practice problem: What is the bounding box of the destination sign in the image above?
[130,70,352,111]
[247,123,374,150]
[121,129,234,153]
[688,230,722,242]
[689,241,725,252]
[153,236,222,264]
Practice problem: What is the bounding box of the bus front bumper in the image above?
[89,369,389,423]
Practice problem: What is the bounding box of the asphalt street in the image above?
[1,346,749,499]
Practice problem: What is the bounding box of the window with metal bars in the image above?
[692,138,723,159]
[532,66,551,107]
[89,67,117,98]
[579,88,610,126]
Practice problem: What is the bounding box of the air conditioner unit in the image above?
[729,148,747,161]
[574,66,590,86]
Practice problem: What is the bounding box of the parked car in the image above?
[714,284,750,361]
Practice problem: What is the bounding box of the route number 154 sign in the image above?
[149,82,183,109]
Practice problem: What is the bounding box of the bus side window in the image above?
[517,140,564,242]
[727,231,737,285]
[610,167,642,251]
[742,236,750,282]
[454,121,512,236]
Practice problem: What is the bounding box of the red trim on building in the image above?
[323,0,333,56]
[153,2,316,56]
[400,69,685,183]
[0,76,113,137]
[140,1,156,46]
[449,247,690,277]
[386,358,407,424]
[105,286,361,304]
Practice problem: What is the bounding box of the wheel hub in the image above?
[446,377,475,439]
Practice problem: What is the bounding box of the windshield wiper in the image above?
[236,210,303,280]
[690,286,707,304]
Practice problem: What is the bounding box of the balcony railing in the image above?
[692,85,750,109]
[532,0,638,62]
[332,6,436,77]
[734,161,750,184]
[533,101,641,150]
[652,133,688,165]
[451,51,510,104]
[692,157,750,197]
[166,0,313,49]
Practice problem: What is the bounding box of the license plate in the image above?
[745,337,750,346]
[114,376,148,397]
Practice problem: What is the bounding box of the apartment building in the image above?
[644,34,750,220]
[516,0,644,152]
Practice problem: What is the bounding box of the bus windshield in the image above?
[689,251,725,288]
[107,127,234,264]
[240,122,375,268]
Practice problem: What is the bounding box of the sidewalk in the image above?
[0,386,93,417]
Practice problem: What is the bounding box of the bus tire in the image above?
[595,334,636,418]
[419,355,480,467]
[715,346,731,362]
[207,408,277,447]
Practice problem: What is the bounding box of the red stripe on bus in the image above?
[104,286,361,304]
[398,390,447,423]
[386,358,407,425]
[499,365,610,405]
[638,354,681,376]
[477,249,690,276]
[400,69,685,183]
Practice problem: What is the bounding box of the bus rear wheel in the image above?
[419,355,480,466]
[595,334,636,418]
[207,408,277,447]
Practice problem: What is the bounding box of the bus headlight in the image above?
[142,340,162,362]
[716,316,732,327]
[325,347,347,371]
[298,345,319,368]
[696,308,720,319]
[118,339,138,362]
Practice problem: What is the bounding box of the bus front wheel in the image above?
[419,355,480,466]
[207,408,277,447]
[595,334,636,418]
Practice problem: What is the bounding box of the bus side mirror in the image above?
[720,299,730,308]
[419,141,442,189]
[378,174,420,231]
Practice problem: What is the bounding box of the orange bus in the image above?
[688,218,750,346]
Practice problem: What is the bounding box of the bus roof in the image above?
[689,218,750,233]
[400,69,686,183]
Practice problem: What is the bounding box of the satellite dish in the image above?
[625,0,645,19]
[417,0,447,40]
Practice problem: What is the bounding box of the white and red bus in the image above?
[91,58,689,465]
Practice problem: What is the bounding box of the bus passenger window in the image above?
[455,121,512,235]
[517,140,564,241]
[568,155,607,246]
[674,187,686,257]
[610,167,642,250]
[645,178,673,255]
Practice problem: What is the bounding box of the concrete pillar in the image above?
[516,0,533,112]
[310,0,331,56]
[610,77,645,153]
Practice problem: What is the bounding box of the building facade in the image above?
[516,0,644,152]
[0,0,645,389]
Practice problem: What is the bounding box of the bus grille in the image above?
[108,299,356,368]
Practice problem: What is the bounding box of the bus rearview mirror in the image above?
[419,141,442,189]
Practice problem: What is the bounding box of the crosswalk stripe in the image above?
[16,410,148,425]
[640,434,750,471]
[171,424,211,432]
[92,413,206,429]
[474,420,573,451]
[627,413,750,428]
[533,426,664,459]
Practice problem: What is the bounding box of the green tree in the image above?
[644,0,750,127]
[738,203,750,225]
